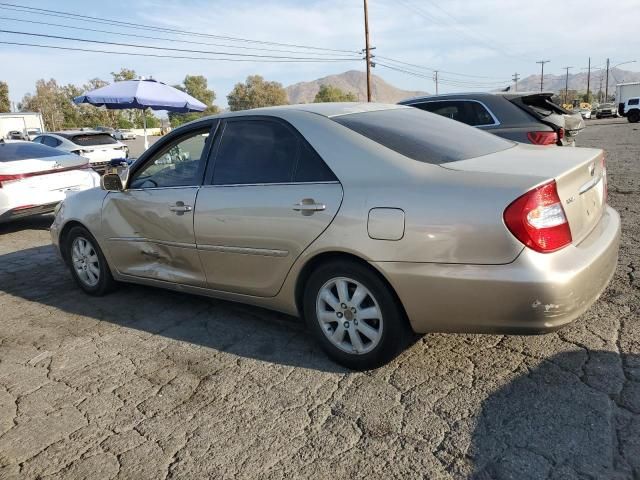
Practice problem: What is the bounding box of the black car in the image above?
[399,92,585,146]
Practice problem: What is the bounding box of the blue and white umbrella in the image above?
[74,78,206,149]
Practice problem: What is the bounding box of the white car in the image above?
[0,140,99,222]
[114,129,137,140]
[33,131,129,173]
[576,108,592,120]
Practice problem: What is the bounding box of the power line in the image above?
[375,55,505,79]
[376,62,509,89]
[0,29,360,61]
[0,40,361,63]
[0,15,360,57]
[0,2,359,54]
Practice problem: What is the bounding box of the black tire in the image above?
[596,114,602,119]
[64,226,116,296]
[303,260,411,370]
[627,110,640,123]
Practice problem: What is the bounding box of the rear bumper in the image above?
[0,202,58,222]
[375,205,621,334]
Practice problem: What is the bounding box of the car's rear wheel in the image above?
[303,260,410,370]
[627,110,640,123]
[65,226,115,296]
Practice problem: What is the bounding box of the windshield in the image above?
[69,134,118,146]
[0,142,66,162]
[332,107,513,165]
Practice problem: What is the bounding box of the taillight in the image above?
[527,131,558,146]
[0,174,22,188]
[503,180,572,253]
[558,127,565,141]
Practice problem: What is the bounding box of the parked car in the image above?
[399,92,585,146]
[6,130,26,140]
[95,126,116,136]
[114,129,137,140]
[32,131,129,173]
[576,107,592,120]
[0,140,99,222]
[595,103,618,119]
[50,103,619,370]
[621,97,640,123]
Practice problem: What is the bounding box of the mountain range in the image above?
[285,70,428,104]
[511,68,640,93]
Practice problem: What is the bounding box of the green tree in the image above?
[227,75,288,111]
[0,81,10,112]
[111,68,137,82]
[313,84,357,103]
[169,74,219,127]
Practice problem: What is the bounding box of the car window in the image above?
[69,134,117,146]
[333,107,513,165]
[415,101,495,126]
[32,136,43,144]
[42,136,61,147]
[293,141,337,182]
[628,98,639,106]
[0,142,66,162]
[129,127,211,189]
[212,120,298,185]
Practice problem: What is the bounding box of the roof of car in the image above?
[398,91,555,104]
[229,102,407,118]
[49,130,107,138]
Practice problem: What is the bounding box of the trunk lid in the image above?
[510,93,585,145]
[443,144,606,245]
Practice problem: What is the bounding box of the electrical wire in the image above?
[0,40,361,63]
[0,29,361,61]
[0,15,360,57]
[0,2,360,54]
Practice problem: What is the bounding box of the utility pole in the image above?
[586,57,591,103]
[604,57,610,102]
[433,71,439,95]
[363,0,372,102]
[512,72,520,92]
[536,60,550,92]
[562,66,572,104]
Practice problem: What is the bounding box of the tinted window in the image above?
[32,136,43,143]
[42,136,61,147]
[294,142,336,182]
[333,107,513,164]
[415,101,495,126]
[213,120,298,185]
[0,142,66,162]
[129,128,210,189]
[628,98,639,106]
[69,134,117,146]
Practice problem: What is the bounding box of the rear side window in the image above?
[0,142,66,162]
[628,98,639,106]
[212,119,336,185]
[415,100,496,126]
[69,134,117,146]
[333,107,513,165]
[42,136,61,147]
[518,95,568,116]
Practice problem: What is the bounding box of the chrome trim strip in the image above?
[405,98,501,127]
[108,237,195,249]
[579,176,603,195]
[197,244,289,257]
[200,181,340,188]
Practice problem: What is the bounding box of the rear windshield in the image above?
[0,142,66,162]
[332,107,513,164]
[520,95,568,117]
[69,134,117,146]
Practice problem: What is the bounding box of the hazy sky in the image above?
[1,0,638,107]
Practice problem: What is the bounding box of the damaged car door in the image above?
[101,123,214,286]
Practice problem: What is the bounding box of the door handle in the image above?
[293,199,326,215]
[168,201,193,214]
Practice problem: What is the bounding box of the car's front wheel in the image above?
[627,110,640,123]
[65,226,115,296]
[303,260,410,370]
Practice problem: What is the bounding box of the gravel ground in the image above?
[0,121,638,479]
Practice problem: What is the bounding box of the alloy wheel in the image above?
[316,277,383,355]
[71,236,100,287]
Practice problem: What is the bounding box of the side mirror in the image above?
[101,173,124,192]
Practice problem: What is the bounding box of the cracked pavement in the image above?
[0,120,638,479]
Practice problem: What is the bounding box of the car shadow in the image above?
[0,214,54,235]
[469,349,639,479]
[0,244,347,373]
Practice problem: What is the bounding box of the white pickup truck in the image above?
[622,97,640,123]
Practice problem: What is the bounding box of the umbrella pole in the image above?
[143,109,149,150]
